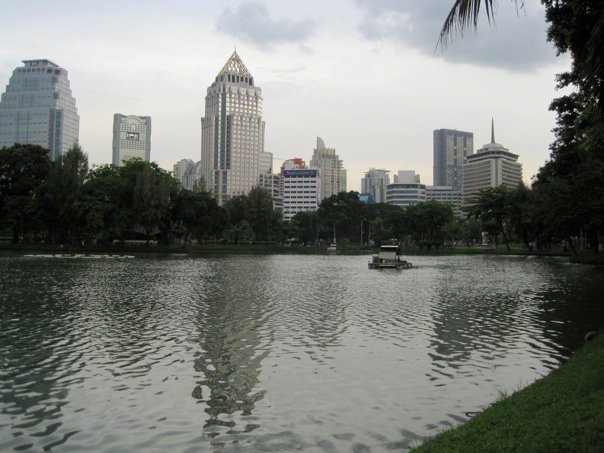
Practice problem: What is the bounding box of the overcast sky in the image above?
[0,0,570,190]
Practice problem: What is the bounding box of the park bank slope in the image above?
[413,332,604,452]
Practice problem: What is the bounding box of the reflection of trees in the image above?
[0,259,81,450]
[191,257,272,439]
[427,257,555,377]
[428,257,604,384]
[537,263,604,353]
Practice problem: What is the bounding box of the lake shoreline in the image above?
[411,331,604,452]
[0,241,576,256]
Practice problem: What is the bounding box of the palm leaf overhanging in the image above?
[438,0,521,48]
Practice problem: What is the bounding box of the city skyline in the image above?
[0,1,568,191]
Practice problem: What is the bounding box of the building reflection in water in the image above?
[190,256,274,441]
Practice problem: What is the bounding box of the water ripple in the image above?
[1,254,603,451]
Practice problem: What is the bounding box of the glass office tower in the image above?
[0,59,79,160]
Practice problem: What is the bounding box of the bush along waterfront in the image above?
[412,332,604,452]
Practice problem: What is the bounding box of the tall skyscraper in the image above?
[433,129,473,190]
[361,168,390,204]
[201,51,265,205]
[462,121,523,205]
[0,59,79,160]
[309,136,346,200]
[112,114,151,166]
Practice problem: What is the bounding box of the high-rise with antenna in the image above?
[462,120,523,205]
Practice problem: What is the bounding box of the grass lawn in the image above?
[412,332,604,452]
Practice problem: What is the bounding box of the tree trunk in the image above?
[502,231,511,251]
[12,227,20,244]
[568,236,578,259]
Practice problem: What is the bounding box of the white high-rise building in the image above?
[201,51,265,205]
[112,114,151,166]
[282,167,320,221]
[462,121,523,205]
[0,59,79,160]
[310,137,346,200]
[361,169,390,203]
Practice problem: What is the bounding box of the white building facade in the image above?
[282,168,320,221]
[426,186,463,218]
[201,51,265,205]
[112,114,151,166]
[386,183,427,209]
[310,136,346,201]
[0,59,79,160]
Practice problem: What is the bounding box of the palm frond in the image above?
[437,0,507,49]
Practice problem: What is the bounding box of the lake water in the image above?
[1,254,603,451]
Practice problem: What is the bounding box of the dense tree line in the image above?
[0,143,474,248]
[0,144,225,245]
[0,143,597,252]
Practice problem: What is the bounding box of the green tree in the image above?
[226,220,254,245]
[131,162,174,244]
[172,187,224,244]
[0,144,51,242]
[224,195,248,228]
[461,217,483,246]
[506,183,536,250]
[383,207,409,244]
[85,164,131,242]
[246,187,278,242]
[368,217,393,247]
[317,191,367,243]
[289,210,320,245]
[39,145,89,243]
[466,186,510,250]
[406,201,455,248]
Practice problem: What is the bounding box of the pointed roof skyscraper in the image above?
[217,51,253,79]
[201,51,264,205]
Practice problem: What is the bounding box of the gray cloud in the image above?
[355,0,557,72]
[216,2,317,47]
